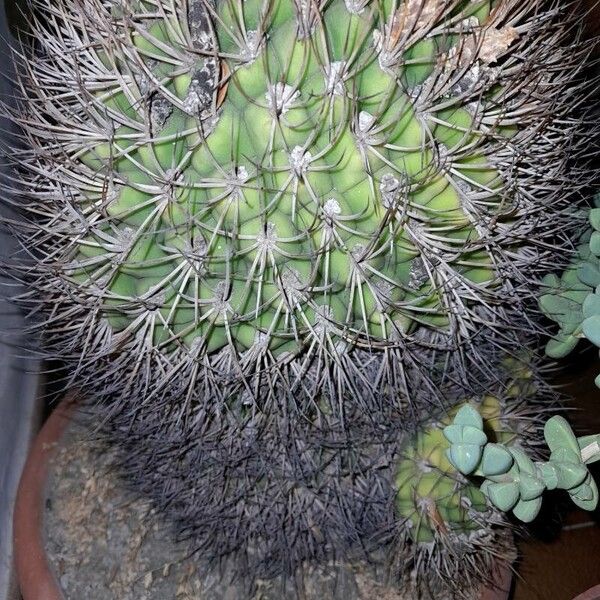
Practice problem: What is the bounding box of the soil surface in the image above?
[44,416,469,600]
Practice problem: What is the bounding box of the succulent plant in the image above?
[1,0,596,594]
[393,366,545,593]
[540,198,600,386]
[445,406,600,522]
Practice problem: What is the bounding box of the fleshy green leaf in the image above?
[590,207,600,231]
[578,263,600,288]
[485,481,520,512]
[590,231,600,256]
[544,416,580,455]
[582,315,600,347]
[512,497,542,523]
[553,461,588,490]
[569,475,599,512]
[583,293,600,319]
[453,404,483,429]
[480,443,513,477]
[545,334,579,359]
[519,474,545,501]
[448,444,483,475]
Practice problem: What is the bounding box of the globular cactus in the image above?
[0,0,596,595]
[397,395,514,545]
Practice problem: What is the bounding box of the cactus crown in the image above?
[33,0,583,378]
[85,0,513,355]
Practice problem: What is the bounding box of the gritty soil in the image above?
[44,415,462,600]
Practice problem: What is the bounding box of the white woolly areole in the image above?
[356,111,379,146]
[183,86,202,114]
[147,290,166,310]
[358,110,375,132]
[225,166,249,201]
[289,146,312,175]
[281,268,307,303]
[266,83,300,115]
[325,61,346,96]
[314,305,336,334]
[252,331,270,353]
[236,165,249,181]
[257,222,278,250]
[212,281,232,314]
[344,0,369,14]
[115,226,135,252]
[372,30,394,71]
[184,237,208,267]
[379,173,401,208]
[323,198,341,217]
[241,30,262,63]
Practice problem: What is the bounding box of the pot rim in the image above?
[13,393,78,600]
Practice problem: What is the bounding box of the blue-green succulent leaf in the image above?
[518,473,545,501]
[448,444,483,475]
[544,416,580,456]
[485,480,520,512]
[512,497,543,523]
[537,462,558,490]
[582,314,600,347]
[590,232,600,256]
[453,404,484,429]
[510,447,536,475]
[578,263,600,288]
[553,461,589,490]
[569,475,599,512]
[480,443,513,477]
[590,207,600,233]
[545,334,579,359]
[583,293,600,319]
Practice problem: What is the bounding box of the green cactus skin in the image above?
[396,422,489,543]
[540,197,600,386]
[5,0,590,404]
[69,0,520,356]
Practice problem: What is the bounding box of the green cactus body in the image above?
[71,0,517,356]
[396,424,488,543]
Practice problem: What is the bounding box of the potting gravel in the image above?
[44,415,471,599]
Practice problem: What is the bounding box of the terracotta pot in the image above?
[574,584,600,600]
[13,395,75,600]
[13,395,512,600]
